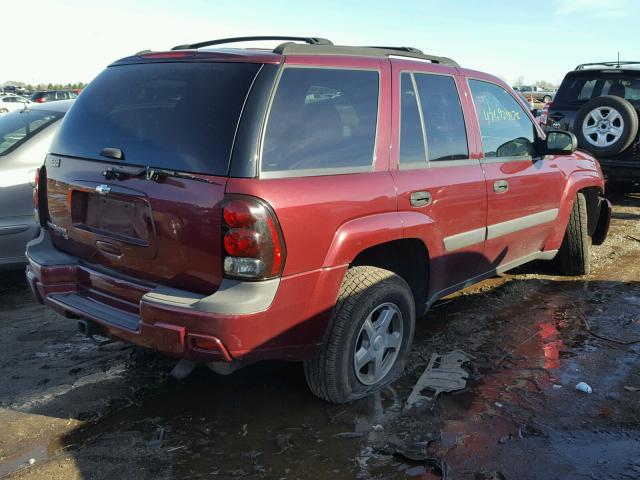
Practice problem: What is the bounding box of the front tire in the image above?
[555,192,590,275]
[304,266,415,403]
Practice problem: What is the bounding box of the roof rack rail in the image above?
[171,36,333,51]
[575,61,640,70]
[274,43,459,66]
[364,46,424,54]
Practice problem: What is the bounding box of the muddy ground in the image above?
[1,193,639,480]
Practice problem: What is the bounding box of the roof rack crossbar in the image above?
[172,36,333,50]
[575,61,640,70]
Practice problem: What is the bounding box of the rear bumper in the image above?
[599,157,640,181]
[26,230,345,363]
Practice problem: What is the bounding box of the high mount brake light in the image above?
[222,196,285,280]
[139,51,196,59]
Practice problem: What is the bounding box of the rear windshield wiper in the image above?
[102,166,213,184]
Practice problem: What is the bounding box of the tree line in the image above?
[512,76,558,90]
[2,81,88,91]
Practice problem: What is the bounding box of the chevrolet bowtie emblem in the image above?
[95,184,111,195]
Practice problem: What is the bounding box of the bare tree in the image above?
[513,75,525,87]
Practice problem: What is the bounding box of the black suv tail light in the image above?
[222,196,286,280]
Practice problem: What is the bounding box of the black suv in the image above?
[543,61,640,190]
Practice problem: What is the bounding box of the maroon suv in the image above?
[26,36,611,403]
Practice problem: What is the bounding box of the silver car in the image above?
[0,100,73,269]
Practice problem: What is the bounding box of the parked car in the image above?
[26,36,610,403]
[517,85,556,103]
[30,90,78,103]
[542,61,640,191]
[0,100,73,268]
[0,95,32,114]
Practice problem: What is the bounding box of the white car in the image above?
[0,95,32,114]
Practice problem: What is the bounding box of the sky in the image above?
[2,0,638,86]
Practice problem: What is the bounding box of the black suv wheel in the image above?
[575,95,639,157]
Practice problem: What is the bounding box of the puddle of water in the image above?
[0,443,49,478]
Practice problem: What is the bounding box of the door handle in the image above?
[493,180,509,194]
[410,191,432,207]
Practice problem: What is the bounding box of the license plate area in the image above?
[71,191,152,246]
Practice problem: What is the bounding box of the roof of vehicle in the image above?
[575,61,640,71]
[115,36,459,67]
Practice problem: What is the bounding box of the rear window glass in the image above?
[50,62,261,175]
[261,67,379,175]
[0,109,62,156]
[556,75,640,103]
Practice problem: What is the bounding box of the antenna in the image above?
[618,51,620,68]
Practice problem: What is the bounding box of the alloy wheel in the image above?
[353,302,404,385]
[582,106,625,147]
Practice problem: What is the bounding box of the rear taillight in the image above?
[35,98,45,103]
[222,196,285,280]
[33,168,39,210]
[541,101,553,126]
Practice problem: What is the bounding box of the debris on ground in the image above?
[406,350,473,407]
[146,427,167,449]
[170,359,196,379]
[575,382,593,394]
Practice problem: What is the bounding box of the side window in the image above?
[469,79,536,158]
[399,72,426,166]
[578,79,597,100]
[261,67,379,174]
[414,74,469,161]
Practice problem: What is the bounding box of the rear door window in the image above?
[399,73,427,167]
[469,79,536,159]
[414,73,468,161]
[261,67,379,176]
[50,62,261,175]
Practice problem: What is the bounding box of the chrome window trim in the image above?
[259,165,372,179]
[258,65,381,179]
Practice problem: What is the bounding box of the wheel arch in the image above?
[544,171,605,251]
[350,238,429,315]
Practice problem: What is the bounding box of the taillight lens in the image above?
[35,97,45,103]
[33,168,39,209]
[222,196,285,280]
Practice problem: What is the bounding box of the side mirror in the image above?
[546,130,577,155]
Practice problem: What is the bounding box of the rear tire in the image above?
[555,192,590,275]
[304,266,415,403]
[543,95,552,103]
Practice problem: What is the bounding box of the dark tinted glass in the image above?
[556,75,640,103]
[0,109,62,155]
[50,62,261,175]
[399,73,426,166]
[415,74,468,161]
[261,68,378,173]
[469,79,536,158]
